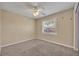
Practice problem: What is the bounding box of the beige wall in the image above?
[36,8,74,47]
[0,8,74,48]
[0,10,1,44]
[0,10,2,55]
[2,10,35,46]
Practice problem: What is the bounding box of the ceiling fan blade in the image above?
[39,9,46,15]
[25,3,35,9]
[37,2,45,10]
[40,12,46,15]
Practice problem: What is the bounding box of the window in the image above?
[42,18,57,35]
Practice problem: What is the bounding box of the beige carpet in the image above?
[1,39,79,56]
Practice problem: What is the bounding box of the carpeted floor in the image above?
[1,39,79,56]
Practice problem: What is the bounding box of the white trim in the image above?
[40,38,79,51]
[74,48,79,51]
[74,2,79,13]
[73,2,79,50]
[38,38,74,49]
[0,38,78,51]
[42,18,57,35]
[0,38,34,48]
[73,3,76,51]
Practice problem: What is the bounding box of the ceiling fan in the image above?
[25,2,46,16]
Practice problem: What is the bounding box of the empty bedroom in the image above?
[0,2,79,56]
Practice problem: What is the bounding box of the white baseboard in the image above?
[0,38,34,48]
[38,38,74,49]
[0,38,78,51]
[74,48,79,51]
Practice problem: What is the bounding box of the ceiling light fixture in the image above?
[32,7,40,16]
[26,2,46,16]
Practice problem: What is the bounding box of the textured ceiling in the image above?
[0,2,75,19]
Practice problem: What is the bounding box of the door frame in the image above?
[74,2,79,51]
